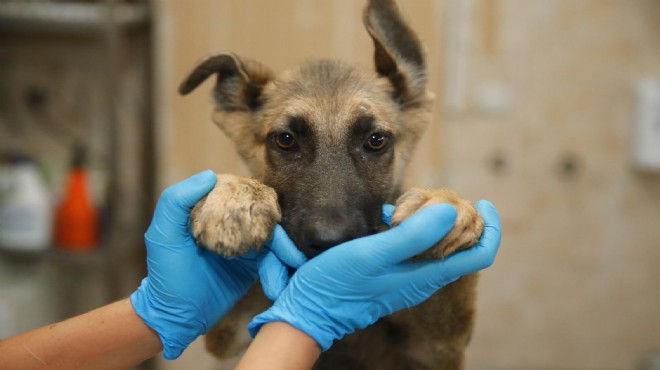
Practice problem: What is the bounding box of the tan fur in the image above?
[392,188,485,259]
[190,174,280,256]
[180,0,485,368]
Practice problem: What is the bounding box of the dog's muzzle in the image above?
[287,206,371,258]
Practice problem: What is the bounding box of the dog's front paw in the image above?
[391,188,484,260]
[190,174,281,257]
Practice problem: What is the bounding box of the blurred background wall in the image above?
[1,1,659,370]
[154,1,660,369]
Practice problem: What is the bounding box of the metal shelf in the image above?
[0,2,149,34]
[0,5,154,364]
[0,246,109,268]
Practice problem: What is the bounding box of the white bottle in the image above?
[0,158,53,252]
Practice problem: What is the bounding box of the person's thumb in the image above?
[381,204,395,227]
[258,225,307,300]
[146,170,217,244]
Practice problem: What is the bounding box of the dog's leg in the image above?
[205,284,271,359]
[383,274,479,369]
[189,173,280,358]
[380,188,484,369]
[190,173,281,256]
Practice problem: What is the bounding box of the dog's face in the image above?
[179,0,433,257]
[257,61,402,256]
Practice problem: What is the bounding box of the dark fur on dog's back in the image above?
[180,0,484,368]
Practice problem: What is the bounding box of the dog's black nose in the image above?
[299,208,365,254]
[304,226,353,251]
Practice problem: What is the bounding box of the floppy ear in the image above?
[179,53,274,178]
[179,53,274,112]
[363,0,427,106]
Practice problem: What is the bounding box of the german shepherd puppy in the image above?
[179,0,484,368]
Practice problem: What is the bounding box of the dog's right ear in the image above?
[179,53,274,112]
[364,0,427,106]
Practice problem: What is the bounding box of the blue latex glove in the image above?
[130,170,260,359]
[257,224,308,300]
[249,200,501,351]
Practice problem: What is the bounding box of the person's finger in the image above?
[381,204,395,227]
[413,200,502,279]
[468,199,502,270]
[476,199,501,242]
[388,259,462,299]
[356,203,457,269]
[161,170,217,212]
[146,170,217,244]
[258,225,306,300]
[257,249,289,301]
[267,225,307,269]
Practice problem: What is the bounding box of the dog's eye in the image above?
[365,133,389,151]
[274,132,298,150]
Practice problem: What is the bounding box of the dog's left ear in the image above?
[178,53,274,112]
[364,0,427,106]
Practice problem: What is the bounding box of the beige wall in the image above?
[153,0,448,186]
[154,1,660,369]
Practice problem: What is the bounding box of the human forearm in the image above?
[235,322,321,370]
[0,298,162,370]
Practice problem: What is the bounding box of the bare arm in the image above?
[235,322,321,370]
[0,301,321,370]
[0,298,162,370]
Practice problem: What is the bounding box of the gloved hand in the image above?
[130,170,260,359]
[257,224,308,301]
[249,200,501,351]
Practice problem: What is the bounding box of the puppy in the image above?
[179,0,484,368]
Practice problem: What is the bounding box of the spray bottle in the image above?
[54,144,99,252]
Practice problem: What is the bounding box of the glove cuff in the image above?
[130,278,200,360]
[248,304,350,352]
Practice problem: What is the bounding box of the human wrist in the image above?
[129,278,201,360]
[248,296,352,351]
[258,321,320,352]
[237,321,320,370]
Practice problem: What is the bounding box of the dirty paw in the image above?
[391,188,484,260]
[190,174,281,257]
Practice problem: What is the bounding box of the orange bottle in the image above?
[54,144,99,252]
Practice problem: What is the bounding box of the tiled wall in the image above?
[154,1,660,369]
